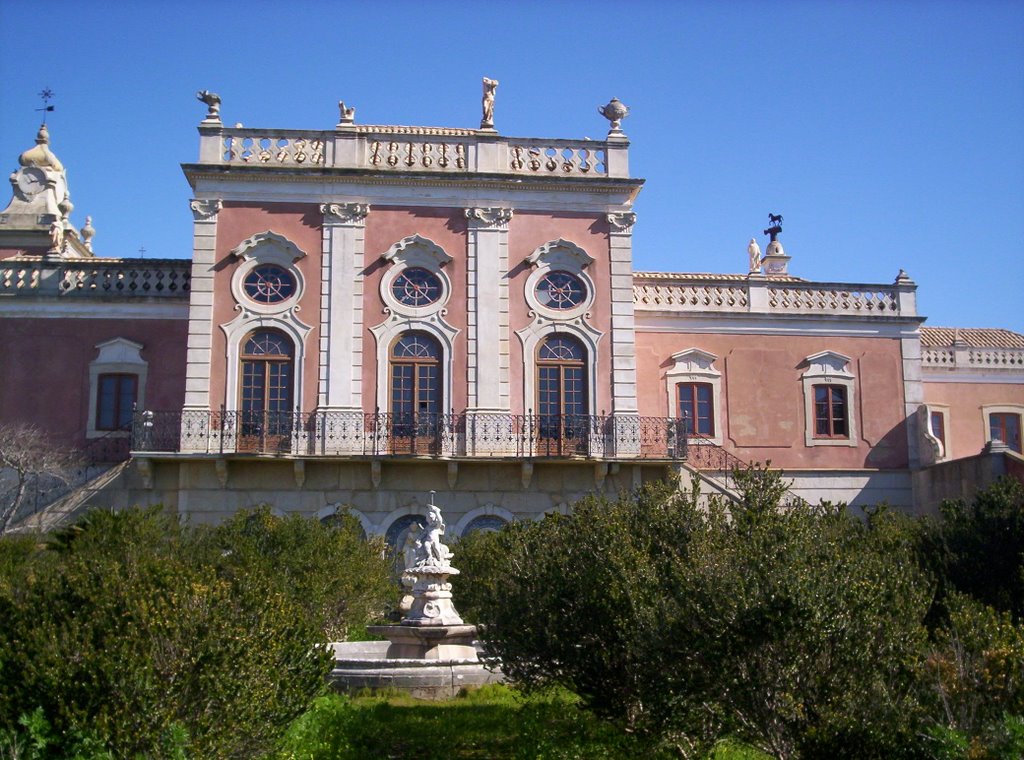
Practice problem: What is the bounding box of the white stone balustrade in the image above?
[922,346,1024,370]
[634,275,917,319]
[197,125,630,178]
[1,260,191,298]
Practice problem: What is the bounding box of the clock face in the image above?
[17,168,46,197]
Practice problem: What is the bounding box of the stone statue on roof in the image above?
[748,238,762,274]
[480,78,498,130]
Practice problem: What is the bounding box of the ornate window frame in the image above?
[664,348,723,446]
[515,321,602,416]
[87,338,147,439]
[222,232,312,412]
[524,239,596,321]
[379,234,452,318]
[370,236,458,413]
[229,231,306,315]
[800,351,858,447]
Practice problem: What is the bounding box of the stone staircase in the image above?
[7,460,131,534]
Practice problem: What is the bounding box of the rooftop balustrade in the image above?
[196,124,631,179]
[922,345,1024,371]
[633,273,918,319]
[0,258,191,298]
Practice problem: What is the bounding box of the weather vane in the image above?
[37,88,55,123]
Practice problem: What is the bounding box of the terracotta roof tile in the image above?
[921,327,1024,349]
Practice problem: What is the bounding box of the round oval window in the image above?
[244,265,296,304]
[535,271,586,310]
[392,267,442,307]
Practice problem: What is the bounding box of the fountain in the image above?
[330,492,502,698]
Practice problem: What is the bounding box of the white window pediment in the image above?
[230,230,306,264]
[802,350,854,379]
[93,337,145,365]
[669,348,719,375]
[87,338,148,439]
[380,234,452,268]
[525,238,594,270]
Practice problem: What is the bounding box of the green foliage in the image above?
[920,591,1024,756]
[194,506,396,640]
[275,684,676,760]
[462,472,935,759]
[923,477,1024,621]
[0,506,394,759]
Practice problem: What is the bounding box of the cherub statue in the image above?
[481,78,499,129]
[196,90,221,121]
[338,100,356,125]
[416,502,453,569]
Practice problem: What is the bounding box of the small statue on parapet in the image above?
[748,238,762,274]
[337,100,356,126]
[196,90,221,122]
[481,77,499,130]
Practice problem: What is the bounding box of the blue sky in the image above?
[2,0,1021,331]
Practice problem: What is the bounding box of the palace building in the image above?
[2,91,1021,538]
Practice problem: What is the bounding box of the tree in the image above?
[0,423,81,534]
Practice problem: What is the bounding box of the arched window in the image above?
[536,335,589,452]
[239,329,294,452]
[390,332,442,452]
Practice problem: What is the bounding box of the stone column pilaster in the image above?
[183,199,222,411]
[607,212,640,457]
[318,203,370,412]
[464,207,513,412]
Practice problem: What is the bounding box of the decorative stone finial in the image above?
[598,97,629,135]
[337,100,356,126]
[748,238,762,274]
[196,90,221,123]
[480,77,499,130]
[58,194,73,220]
[80,216,95,251]
[895,268,912,283]
[18,124,64,172]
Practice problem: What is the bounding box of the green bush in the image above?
[194,506,396,640]
[923,477,1024,621]
[462,473,934,758]
[0,506,394,759]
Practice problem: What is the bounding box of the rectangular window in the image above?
[813,384,848,438]
[930,411,946,451]
[96,373,137,431]
[677,382,714,436]
[990,412,1022,453]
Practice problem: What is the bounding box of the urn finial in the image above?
[598,97,629,135]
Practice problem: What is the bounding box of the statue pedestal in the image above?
[367,623,480,660]
[402,565,464,626]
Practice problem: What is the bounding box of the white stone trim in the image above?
[378,235,452,319]
[607,213,639,414]
[515,320,603,416]
[220,312,313,412]
[452,504,516,537]
[524,239,596,322]
[228,237,306,316]
[465,208,512,412]
[919,403,949,462]
[184,198,221,409]
[664,348,723,446]
[800,350,858,448]
[87,338,148,439]
[368,313,459,414]
[319,204,369,412]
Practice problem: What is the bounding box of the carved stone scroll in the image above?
[321,203,370,225]
[606,212,637,233]
[464,207,513,229]
[189,199,222,221]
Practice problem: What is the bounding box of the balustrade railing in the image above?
[199,126,625,178]
[0,260,191,298]
[132,410,703,461]
[922,346,1024,370]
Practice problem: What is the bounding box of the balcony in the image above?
[131,409,711,462]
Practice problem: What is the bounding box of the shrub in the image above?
[0,508,336,758]
[194,506,396,641]
[463,473,934,759]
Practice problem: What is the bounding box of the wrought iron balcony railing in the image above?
[131,409,711,462]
